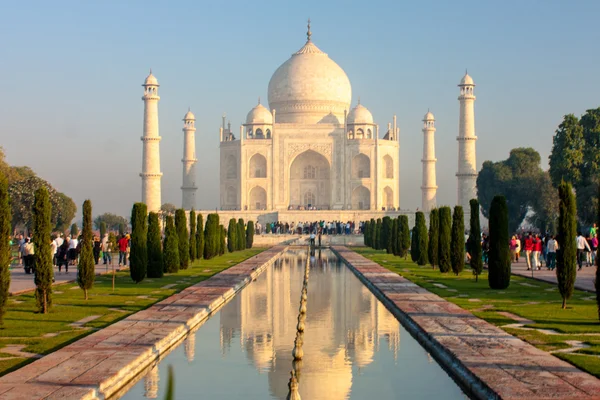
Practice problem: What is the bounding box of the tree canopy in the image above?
[93,213,128,231]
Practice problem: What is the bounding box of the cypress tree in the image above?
[488,195,511,289]
[78,200,95,299]
[391,218,399,256]
[266,223,271,234]
[130,202,148,283]
[246,221,255,248]
[382,217,393,253]
[100,222,107,240]
[147,212,163,278]
[238,218,246,250]
[70,223,78,238]
[468,199,483,282]
[175,209,189,269]
[363,220,371,247]
[196,214,204,260]
[557,181,577,309]
[118,223,125,236]
[438,206,452,273]
[0,175,11,324]
[227,218,237,253]
[189,209,196,262]
[163,216,179,273]
[400,215,410,258]
[33,187,53,313]
[369,219,376,248]
[219,225,226,255]
[374,218,382,250]
[203,214,218,259]
[596,185,600,321]
[415,211,428,265]
[428,209,439,269]
[450,206,465,275]
[395,217,402,256]
[410,226,418,262]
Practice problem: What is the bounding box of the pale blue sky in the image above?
[1,0,598,217]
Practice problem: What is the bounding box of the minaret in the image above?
[181,109,197,209]
[141,70,162,213]
[421,111,437,212]
[457,71,477,211]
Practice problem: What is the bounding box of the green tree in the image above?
[415,212,428,266]
[468,199,483,282]
[130,203,148,283]
[196,214,204,260]
[246,221,255,248]
[438,207,452,273]
[70,223,78,238]
[488,196,511,289]
[237,218,246,250]
[0,175,11,324]
[163,216,179,273]
[147,212,164,278]
[399,216,410,258]
[596,185,600,321]
[549,114,585,188]
[391,218,399,256]
[528,172,559,233]
[118,223,125,236]
[175,209,189,269]
[374,219,382,250]
[450,206,465,275]
[227,218,238,253]
[159,203,177,225]
[428,209,439,269]
[203,214,219,259]
[99,221,107,239]
[363,220,371,247]
[556,181,577,309]
[33,187,53,313]
[77,200,95,299]
[189,209,196,262]
[219,225,226,256]
[381,217,393,254]
[94,213,128,231]
[410,226,418,262]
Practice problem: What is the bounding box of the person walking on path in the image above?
[118,234,128,266]
[546,235,558,270]
[101,233,112,265]
[23,237,35,274]
[67,235,78,266]
[533,234,542,270]
[577,232,591,271]
[592,234,598,267]
[93,236,101,265]
[510,236,518,262]
[57,238,69,274]
[515,234,521,262]
[524,233,534,270]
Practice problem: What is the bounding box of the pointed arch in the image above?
[351,185,370,210]
[249,186,267,210]
[225,155,237,179]
[249,153,267,178]
[352,153,370,179]
[384,186,393,209]
[383,155,393,179]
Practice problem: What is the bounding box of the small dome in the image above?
[144,71,159,86]
[423,111,435,121]
[183,109,195,120]
[246,102,273,124]
[347,103,373,125]
[460,72,474,86]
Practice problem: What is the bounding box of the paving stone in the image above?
[432,283,447,289]
[69,315,101,328]
[161,284,177,289]
[468,298,481,302]
[519,282,539,287]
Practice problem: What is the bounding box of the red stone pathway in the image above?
[332,246,600,400]
[0,246,286,400]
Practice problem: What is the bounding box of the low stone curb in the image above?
[0,246,286,399]
[331,246,600,400]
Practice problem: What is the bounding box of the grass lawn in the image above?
[0,248,264,377]
[351,247,600,378]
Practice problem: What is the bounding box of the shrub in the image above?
[438,206,452,273]
[382,217,393,254]
[415,211,428,265]
[196,213,204,260]
[450,206,465,275]
[557,181,577,309]
[100,222,107,240]
[374,219,382,250]
[33,187,53,313]
[391,218,399,256]
[400,215,410,258]
[175,209,189,269]
[130,203,148,283]
[428,209,439,268]
[227,218,237,253]
[246,221,255,248]
[237,219,246,250]
[163,216,179,273]
[204,214,219,259]
[189,209,196,261]
[0,175,11,324]
[78,200,95,299]
[468,199,483,281]
[147,212,164,278]
[488,196,511,289]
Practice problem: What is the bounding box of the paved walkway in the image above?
[510,259,596,292]
[333,246,600,400]
[9,262,127,295]
[0,246,285,399]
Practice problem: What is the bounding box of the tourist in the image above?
[23,237,35,274]
[118,234,128,266]
[510,236,518,262]
[533,234,542,271]
[57,237,70,274]
[524,233,534,270]
[50,235,58,267]
[586,234,593,267]
[482,234,489,264]
[576,231,591,271]
[17,234,24,265]
[68,235,78,266]
[101,233,112,265]
[591,223,597,238]
[93,236,101,265]
[309,232,316,247]
[546,235,558,270]
[515,234,521,262]
[592,234,598,267]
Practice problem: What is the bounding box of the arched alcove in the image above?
[384,186,393,209]
[249,153,267,178]
[384,155,393,179]
[289,150,330,208]
[351,186,371,210]
[225,155,237,179]
[352,153,370,179]
[249,186,267,210]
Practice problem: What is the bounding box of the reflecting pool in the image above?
[119,249,467,399]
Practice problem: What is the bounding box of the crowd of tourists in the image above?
[255,220,363,235]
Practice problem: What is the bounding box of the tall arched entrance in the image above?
[289,150,330,209]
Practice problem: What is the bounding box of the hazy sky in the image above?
[1,0,599,218]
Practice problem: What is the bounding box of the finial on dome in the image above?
[149,68,152,74]
[258,96,261,105]
[307,18,312,42]
[188,106,191,111]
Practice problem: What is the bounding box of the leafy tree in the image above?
[381,217,393,254]
[163,216,179,273]
[130,203,148,283]
[175,209,189,269]
[438,207,452,273]
[391,218,399,256]
[374,218,382,250]
[196,214,204,260]
[237,219,246,251]
[450,206,465,275]
[227,218,238,253]
[556,181,577,309]
[428,209,439,269]
[78,200,95,299]
[549,114,585,188]
[488,196,511,289]
[33,187,53,313]
[189,209,196,261]
[399,216,410,258]
[468,199,483,281]
[118,223,125,236]
[0,175,11,324]
[147,212,164,278]
[70,223,78,238]
[246,221,254,248]
[415,212,428,266]
[160,203,177,225]
[94,213,128,231]
[527,171,559,233]
[204,214,219,259]
[99,222,107,239]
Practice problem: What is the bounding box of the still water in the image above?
[120,249,466,399]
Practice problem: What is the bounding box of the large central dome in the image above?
[267,28,352,124]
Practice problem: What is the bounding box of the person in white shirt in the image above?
[50,237,58,267]
[546,236,558,270]
[68,236,78,265]
[577,232,591,271]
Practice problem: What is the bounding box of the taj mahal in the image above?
[139,21,478,224]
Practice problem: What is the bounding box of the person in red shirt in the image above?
[533,234,543,270]
[524,233,534,270]
[118,234,129,266]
